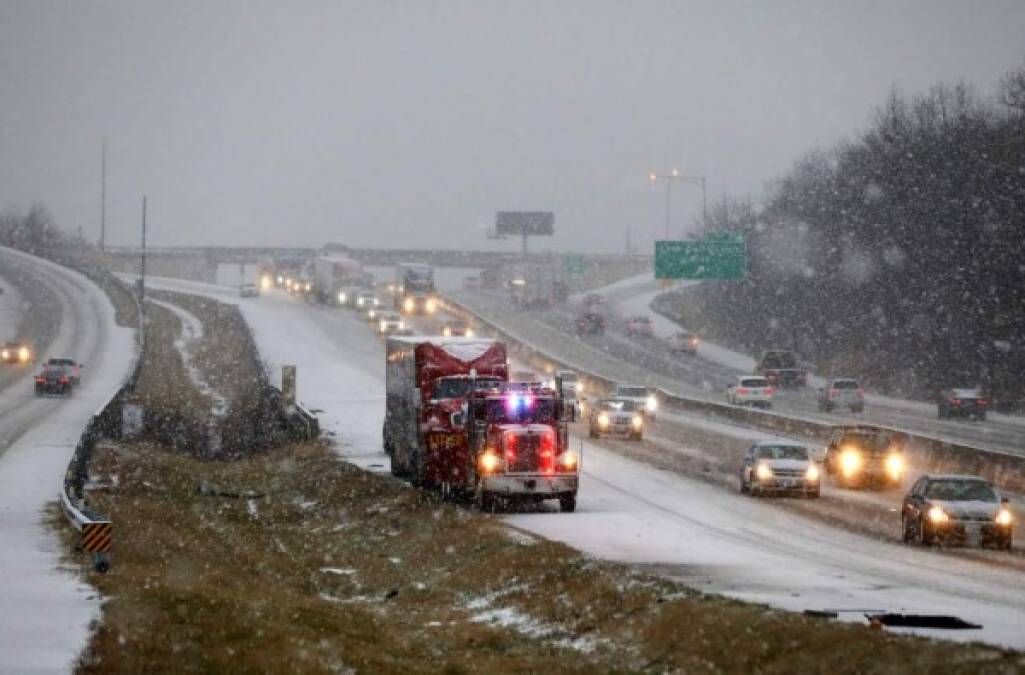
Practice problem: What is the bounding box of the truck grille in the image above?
[508,435,540,473]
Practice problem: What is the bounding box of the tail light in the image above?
[857,388,865,396]
[978,398,988,406]
[503,431,518,463]
[952,399,962,406]
[35,376,45,384]
[737,387,749,395]
[764,387,774,395]
[60,377,69,384]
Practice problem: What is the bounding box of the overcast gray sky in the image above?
[1,1,1023,253]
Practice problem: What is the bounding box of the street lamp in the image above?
[649,169,708,239]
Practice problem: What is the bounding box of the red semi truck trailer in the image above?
[384,336,508,490]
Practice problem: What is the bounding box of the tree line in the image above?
[680,61,1025,409]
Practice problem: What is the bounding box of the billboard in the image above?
[496,211,555,236]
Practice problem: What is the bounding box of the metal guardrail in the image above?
[58,269,145,573]
[442,295,1025,494]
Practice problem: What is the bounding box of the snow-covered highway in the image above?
[0,248,135,673]
[136,275,1025,650]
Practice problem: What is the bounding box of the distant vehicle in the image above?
[937,388,988,421]
[574,312,606,336]
[726,375,773,408]
[624,315,654,338]
[666,331,699,355]
[510,370,538,384]
[901,474,1012,549]
[739,441,820,497]
[755,350,808,388]
[589,398,644,440]
[360,303,382,323]
[1,340,33,365]
[45,358,82,386]
[823,425,905,488]
[238,283,260,298]
[611,383,657,419]
[818,378,864,413]
[377,311,407,335]
[287,278,313,296]
[441,320,474,338]
[555,370,582,395]
[354,290,379,309]
[555,370,581,421]
[395,262,437,314]
[335,286,360,307]
[313,256,364,303]
[34,364,73,397]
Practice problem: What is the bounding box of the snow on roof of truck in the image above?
[387,336,499,361]
[317,255,360,263]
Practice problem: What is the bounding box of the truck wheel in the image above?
[901,516,914,544]
[937,408,945,420]
[477,490,497,513]
[739,477,749,494]
[559,494,577,513]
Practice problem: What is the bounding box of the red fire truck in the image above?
[383,336,508,490]
[466,383,579,512]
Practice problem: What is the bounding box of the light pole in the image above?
[649,169,708,238]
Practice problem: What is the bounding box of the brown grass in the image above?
[66,441,1022,674]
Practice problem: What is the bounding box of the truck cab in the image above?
[467,384,578,512]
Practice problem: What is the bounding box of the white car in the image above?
[589,398,645,440]
[611,384,658,420]
[667,331,700,355]
[377,311,406,335]
[238,283,260,298]
[726,375,774,408]
[355,290,379,309]
[818,378,865,413]
[740,441,820,497]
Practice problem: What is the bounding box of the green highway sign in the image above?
[655,238,746,280]
[563,254,585,275]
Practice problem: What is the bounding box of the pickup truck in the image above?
[755,350,808,389]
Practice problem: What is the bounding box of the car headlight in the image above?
[885,454,904,479]
[277,275,284,284]
[357,297,365,306]
[840,448,862,477]
[304,283,311,291]
[18,347,30,362]
[575,382,584,394]
[597,413,610,428]
[631,415,643,429]
[805,464,820,481]
[404,298,415,312]
[465,328,474,338]
[368,310,376,319]
[646,395,658,412]
[380,320,387,331]
[996,508,1013,526]
[1,349,8,359]
[397,321,405,331]
[425,298,437,313]
[443,327,452,337]
[928,506,949,523]
[480,451,502,474]
[338,292,347,303]
[372,298,379,306]
[755,463,774,481]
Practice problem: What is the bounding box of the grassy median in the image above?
[66,439,1021,674]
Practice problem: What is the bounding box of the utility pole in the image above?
[100,141,106,252]
[140,196,147,305]
[626,226,632,255]
[649,169,708,238]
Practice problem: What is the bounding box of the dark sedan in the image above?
[34,364,74,397]
[937,388,988,421]
[901,474,1013,549]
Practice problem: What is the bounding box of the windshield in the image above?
[832,380,859,389]
[740,378,768,388]
[755,445,809,460]
[432,377,501,399]
[839,432,892,453]
[925,480,997,502]
[616,387,647,398]
[600,399,638,412]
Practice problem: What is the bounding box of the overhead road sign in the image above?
[655,238,746,280]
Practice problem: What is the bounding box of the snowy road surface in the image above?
[136,274,1025,649]
[0,248,134,673]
